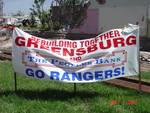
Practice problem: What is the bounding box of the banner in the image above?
[12,24,139,83]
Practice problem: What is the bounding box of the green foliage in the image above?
[30,13,36,27]
[51,0,90,31]
[30,0,90,31]
[30,0,53,30]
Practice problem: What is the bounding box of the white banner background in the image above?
[12,24,139,83]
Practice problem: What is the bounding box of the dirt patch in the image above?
[0,36,12,50]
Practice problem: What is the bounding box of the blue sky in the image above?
[3,0,52,15]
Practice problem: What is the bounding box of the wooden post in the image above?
[138,26,142,92]
[138,53,142,92]
[138,70,142,92]
[14,72,17,92]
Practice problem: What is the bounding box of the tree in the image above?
[51,0,90,31]
[30,13,36,26]
[30,0,52,30]
[30,0,90,31]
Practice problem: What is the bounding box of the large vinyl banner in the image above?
[12,24,139,83]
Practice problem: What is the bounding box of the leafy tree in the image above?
[30,0,90,31]
[30,13,36,26]
[51,0,90,31]
[30,0,52,30]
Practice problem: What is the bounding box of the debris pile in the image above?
[140,51,150,63]
[0,31,12,61]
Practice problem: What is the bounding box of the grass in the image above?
[0,61,150,113]
[140,71,150,80]
[129,71,150,82]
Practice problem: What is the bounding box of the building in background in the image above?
[71,0,150,37]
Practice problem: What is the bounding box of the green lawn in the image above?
[129,71,150,82]
[140,71,150,80]
[0,61,150,113]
